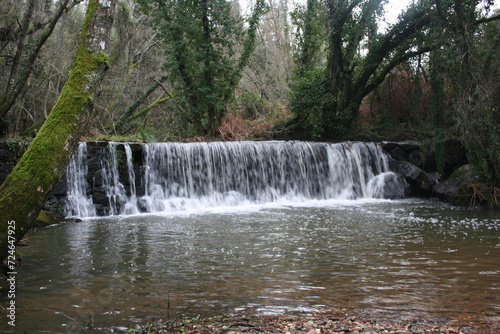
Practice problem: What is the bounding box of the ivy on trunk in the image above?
[137,0,267,136]
[291,0,433,139]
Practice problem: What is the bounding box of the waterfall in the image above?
[100,143,127,216]
[122,144,139,215]
[64,143,96,218]
[64,141,407,218]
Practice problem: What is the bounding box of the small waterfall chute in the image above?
[64,143,96,218]
[64,141,408,217]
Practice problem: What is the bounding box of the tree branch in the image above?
[0,0,73,123]
[355,7,432,94]
[126,96,171,123]
[475,13,500,25]
[113,75,168,133]
[362,46,433,98]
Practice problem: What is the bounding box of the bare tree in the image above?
[239,0,294,103]
[0,0,84,135]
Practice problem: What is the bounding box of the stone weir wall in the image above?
[0,140,145,216]
[0,140,475,216]
[63,141,146,216]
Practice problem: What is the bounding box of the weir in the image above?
[63,141,408,218]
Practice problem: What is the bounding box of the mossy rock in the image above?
[33,210,65,228]
[443,164,499,208]
[449,164,479,188]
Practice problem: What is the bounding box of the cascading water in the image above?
[122,144,139,215]
[100,143,128,216]
[64,141,407,218]
[64,143,96,217]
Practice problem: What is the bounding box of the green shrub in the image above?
[289,69,335,139]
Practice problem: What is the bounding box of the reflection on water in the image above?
[1,199,499,332]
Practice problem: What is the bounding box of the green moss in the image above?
[0,0,111,262]
[127,96,171,122]
[33,210,64,228]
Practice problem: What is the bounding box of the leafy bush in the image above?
[289,69,336,139]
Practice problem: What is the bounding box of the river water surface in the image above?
[2,199,499,332]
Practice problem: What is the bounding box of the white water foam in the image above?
[64,141,408,218]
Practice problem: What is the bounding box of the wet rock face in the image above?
[381,139,467,175]
[381,140,423,166]
[391,159,438,197]
[381,141,437,197]
[380,140,485,206]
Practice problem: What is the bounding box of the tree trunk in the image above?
[0,0,115,266]
[322,1,432,137]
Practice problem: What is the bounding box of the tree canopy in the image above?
[0,0,498,183]
[135,0,267,136]
[290,0,437,138]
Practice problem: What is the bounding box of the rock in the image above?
[33,210,64,228]
[432,180,459,197]
[146,312,500,334]
[392,160,437,196]
[432,164,481,206]
[382,139,468,177]
[448,164,478,186]
[369,172,409,199]
[407,149,423,167]
[381,141,421,163]
[44,195,65,216]
[51,172,68,198]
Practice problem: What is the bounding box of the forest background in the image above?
[0,0,499,185]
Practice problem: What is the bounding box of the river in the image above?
[2,198,499,332]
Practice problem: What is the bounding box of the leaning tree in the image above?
[0,0,115,267]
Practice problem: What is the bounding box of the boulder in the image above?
[33,210,64,228]
[392,160,438,196]
[432,164,480,206]
[369,172,409,199]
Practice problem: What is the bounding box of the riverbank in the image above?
[129,310,500,333]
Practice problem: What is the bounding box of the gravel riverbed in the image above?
[129,310,499,333]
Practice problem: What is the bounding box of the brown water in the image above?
[1,199,499,332]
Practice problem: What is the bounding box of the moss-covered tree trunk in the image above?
[0,0,115,266]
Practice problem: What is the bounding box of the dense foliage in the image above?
[429,0,500,183]
[290,0,435,139]
[0,0,498,182]
[135,0,266,136]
